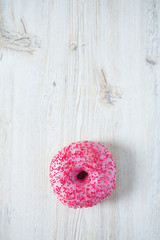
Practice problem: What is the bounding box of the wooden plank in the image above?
[0,0,160,239]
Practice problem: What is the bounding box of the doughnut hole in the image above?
[77,171,88,180]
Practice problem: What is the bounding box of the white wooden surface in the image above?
[0,0,160,239]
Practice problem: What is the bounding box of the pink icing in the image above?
[49,141,116,208]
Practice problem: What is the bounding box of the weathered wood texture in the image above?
[0,0,160,239]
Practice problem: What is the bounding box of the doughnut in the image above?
[49,141,116,208]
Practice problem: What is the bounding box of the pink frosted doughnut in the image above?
[49,141,116,208]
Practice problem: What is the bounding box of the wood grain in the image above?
[0,0,160,239]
